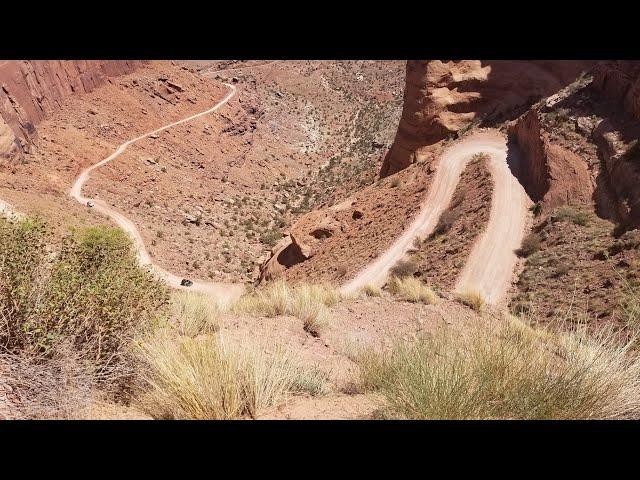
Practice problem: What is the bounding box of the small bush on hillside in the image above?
[517,233,542,257]
[357,316,640,419]
[259,229,283,247]
[529,202,542,217]
[390,177,401,188]
[389,258,418,279]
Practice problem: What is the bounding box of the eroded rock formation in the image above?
[508,109,593,212]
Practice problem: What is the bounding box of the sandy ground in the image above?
[69,83,245,304]
[341,130,531,305]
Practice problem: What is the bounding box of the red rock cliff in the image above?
[381,60,593,177]
[0,60,147,162]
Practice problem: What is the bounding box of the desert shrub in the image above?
[456,290,485,312]
[389,258,418,278]
[552,263,571,278]
[136,332,326,419]
[387,276,437,304]
[433,208,459,236]
[0,219,169,384]
[0,348,94,419]
[292,295,330,337]
[529,202,542,216]
[390,177,401,188]
[517,233,541,257]
[357,316,640,419]
[0,217,50,338]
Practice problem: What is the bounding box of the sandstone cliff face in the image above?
[592,61,640,120]
[593,119,640,228]
[0,60,146,162]
[508,109,593,212]
[381,60,593,177]
[590,61,640,228]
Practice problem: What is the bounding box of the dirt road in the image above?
[70,83,245,304]
[340,131,531,305]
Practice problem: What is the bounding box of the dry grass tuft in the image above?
[456,289,484,312]
[136,332,326,419]
[387,276,437,304]
[232,280,340,336]
[357,316,640,419]
[360,284,382,297]
[172,291,221,337]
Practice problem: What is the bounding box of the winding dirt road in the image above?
[200,60,283,77]
[70,83,245,304]
[340,130,531,305]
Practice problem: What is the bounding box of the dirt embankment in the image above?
[411,156,493,291]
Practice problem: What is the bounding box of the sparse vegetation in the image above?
[360,284,381,297]
[552,206,590,227]
[357,315,640,419]
[387,276,437,304]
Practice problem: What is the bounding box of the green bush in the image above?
[259,229,283,247]
[0,219,169,384]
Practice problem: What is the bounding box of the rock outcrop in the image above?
[0,60,147,163]
[508,109,592,212]
[381,60,594,177]
[260,209,348,281]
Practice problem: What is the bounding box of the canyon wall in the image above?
[592,60,640,120]
[591,61,640,228]
[508,109,592,212]
[0,60,147,163]
[381,60,593,177]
